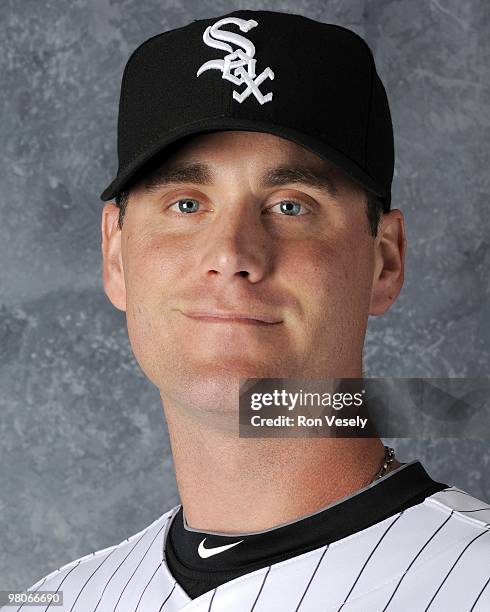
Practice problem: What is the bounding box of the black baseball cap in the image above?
[100,9,394,210]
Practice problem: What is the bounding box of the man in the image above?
[6,9,489,612]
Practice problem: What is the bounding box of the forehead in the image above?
[131,130,359,194]
[167,131,324,164]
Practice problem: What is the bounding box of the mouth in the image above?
[179,310,283,326]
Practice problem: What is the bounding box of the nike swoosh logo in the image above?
[197,537,244,559]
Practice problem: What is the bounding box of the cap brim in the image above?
[100,117,389,207]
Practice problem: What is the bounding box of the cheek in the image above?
[122,233,185,369]
[287,234,374,321]
[123,231,183,303]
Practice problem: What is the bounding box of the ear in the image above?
[101,203,126,311]
[369,209,407,316]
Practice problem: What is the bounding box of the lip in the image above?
[179,310,282,325]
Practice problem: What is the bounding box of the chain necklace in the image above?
[371,446,396,482]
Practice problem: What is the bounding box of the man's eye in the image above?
[268,200,309,216]
[169,199,201,213]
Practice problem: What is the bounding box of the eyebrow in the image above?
[142,161,338,197]
[262,166,338,197]
[143,162,212,192]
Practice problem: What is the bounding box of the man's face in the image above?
[102,131,402,422]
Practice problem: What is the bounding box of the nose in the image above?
[197,203,271,283]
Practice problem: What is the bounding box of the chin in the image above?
[160,362,281,413]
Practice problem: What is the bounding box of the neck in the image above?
[163,400,399,534]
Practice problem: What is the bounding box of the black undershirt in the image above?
[165,460,449,599]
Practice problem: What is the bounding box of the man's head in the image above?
[101,130,405,428]
[99,10,405,428]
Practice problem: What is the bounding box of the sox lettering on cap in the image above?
[100,10,395,210]
[196,17,275,105]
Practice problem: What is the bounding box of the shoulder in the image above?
[2,506,180,612]
[424,485,490,530]
[416,485,490,566]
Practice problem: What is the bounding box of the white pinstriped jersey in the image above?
[3,486,489,612]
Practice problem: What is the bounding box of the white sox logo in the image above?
[196,17,274,105]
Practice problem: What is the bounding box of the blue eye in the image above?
[171,199,200,213]
[269,200,308,216]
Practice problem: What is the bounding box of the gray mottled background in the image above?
[1,0,489,590]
